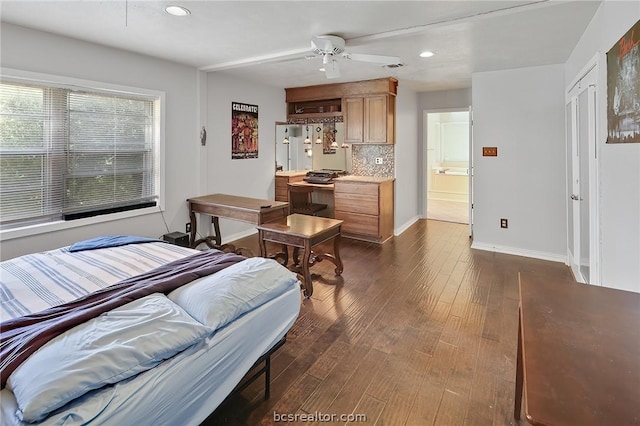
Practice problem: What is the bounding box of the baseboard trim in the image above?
[395,215,421,236]
[470,241,567,263]
[223,228,257,244]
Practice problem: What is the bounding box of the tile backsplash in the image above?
[351,144,394,177]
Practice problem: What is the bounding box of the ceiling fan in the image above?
[308,35,402,79]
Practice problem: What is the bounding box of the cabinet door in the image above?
[364,95,388,143]
[344,97,364,143]
[275,176,289,202]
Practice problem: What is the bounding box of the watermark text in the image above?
[273,411,367,423]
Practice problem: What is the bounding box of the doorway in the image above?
[425,110,471,225]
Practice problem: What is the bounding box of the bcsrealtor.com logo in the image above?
[273,411,367,423]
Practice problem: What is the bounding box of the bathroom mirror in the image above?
[275,122,351,172]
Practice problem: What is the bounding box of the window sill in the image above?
[0,206,162,242]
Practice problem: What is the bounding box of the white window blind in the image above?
[0,80,159,229]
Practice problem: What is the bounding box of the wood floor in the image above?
[203,219,573,425]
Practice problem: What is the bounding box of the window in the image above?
[0,75,161,230]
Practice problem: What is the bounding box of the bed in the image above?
[0,237,301,425]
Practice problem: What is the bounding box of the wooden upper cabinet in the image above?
[344,97,364,143]
[345,94,395,144]
[365,95,390,144]
[285,77,397,144]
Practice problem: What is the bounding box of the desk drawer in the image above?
[334,192,378,215]
[334,181,379,196]
[335,211,378,236]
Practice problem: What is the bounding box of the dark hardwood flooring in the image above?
[203,219,573,425]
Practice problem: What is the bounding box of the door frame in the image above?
[565,53,601,285]
[422,107,473,236]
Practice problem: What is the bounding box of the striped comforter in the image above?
[0,242,198,321]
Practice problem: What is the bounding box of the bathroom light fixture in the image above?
[330,141,339,149]
[282,128,290,144]
[341,142,350,149]
[419,51,434,58]
[165,5,191,16]
[304,125,311,144]
[315,126,322,144]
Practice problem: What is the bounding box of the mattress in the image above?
[0,240,301,425]
[1,241,197,320]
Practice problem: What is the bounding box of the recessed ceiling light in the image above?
[165,5,190,16]
[419,51,434,58]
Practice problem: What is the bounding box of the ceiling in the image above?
[0,1,601,92]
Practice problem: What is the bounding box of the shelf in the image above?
[286,111,342,120]
[287,98,341,118]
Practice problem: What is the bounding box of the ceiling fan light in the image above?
[419,51,434,58]
[165,5,191,16]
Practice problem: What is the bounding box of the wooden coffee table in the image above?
[256,214,343,298]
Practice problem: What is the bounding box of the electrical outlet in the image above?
[375,157,384,165]
[185,222,191,233]
[500,218,508,229]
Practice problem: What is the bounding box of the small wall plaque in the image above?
[483,147,498,156]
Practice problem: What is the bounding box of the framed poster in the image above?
[323,122,337,154]
[231,102,258,158]
[606,19,640,143]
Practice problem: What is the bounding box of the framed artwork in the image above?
[323,122,337,154]
[231,102,259,158]
[606,19,640,144]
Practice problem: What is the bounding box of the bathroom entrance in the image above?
[425,110,470,225]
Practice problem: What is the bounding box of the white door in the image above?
[566,63,599,284]
[468,106,473,238]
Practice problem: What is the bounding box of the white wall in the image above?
[471,64,567,260]
[565,0,640,292]
[202,72,285,243]
[394,83,420,235]
[0,24,199,260]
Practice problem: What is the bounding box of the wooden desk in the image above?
[515,273,640,425]
[288,181,335,190]
[256,214,343,298]
[187,194,288,249]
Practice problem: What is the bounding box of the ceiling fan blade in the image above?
[344,52,401,65]
[324,59,341,79]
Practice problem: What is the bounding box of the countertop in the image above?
[275,170,308,177]
[276,171,394,183]
[334,175,395,183]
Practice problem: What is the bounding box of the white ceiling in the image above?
[0,0,601,91]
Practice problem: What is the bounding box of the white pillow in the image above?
[7,294,211,423]
[169,257,299,329]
